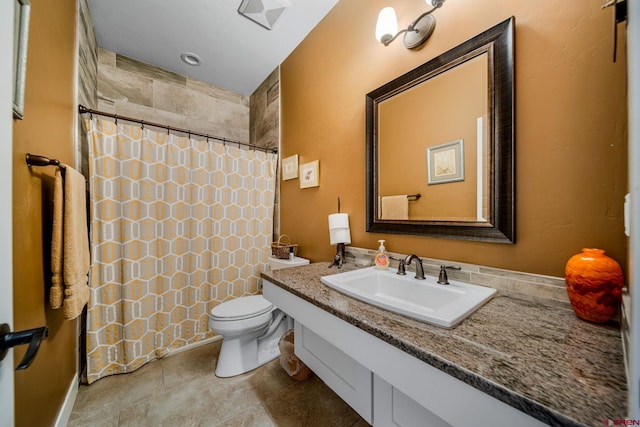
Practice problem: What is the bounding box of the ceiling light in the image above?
[376,0,445,49]
[238,0,291,30]
[180,52,202,66]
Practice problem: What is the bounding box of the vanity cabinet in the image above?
[263,279,547,427]
[373,375,451,427]
[295,323,373,423]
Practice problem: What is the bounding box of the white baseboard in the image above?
[54,373,78,427]
[168,335,223,357]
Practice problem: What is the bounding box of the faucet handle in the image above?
[389,257,407,275]
[437,265,449,285]
[437,265,461,285]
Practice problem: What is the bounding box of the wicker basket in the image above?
[271,235,298,259]
[278,329,313,381]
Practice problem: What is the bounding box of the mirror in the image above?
[366,17,514,243]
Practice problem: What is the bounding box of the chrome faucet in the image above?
[404,254,425,280]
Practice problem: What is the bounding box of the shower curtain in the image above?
[84,117,277,384]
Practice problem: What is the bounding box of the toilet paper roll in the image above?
[328,213,349,229]
[329,227,351,245]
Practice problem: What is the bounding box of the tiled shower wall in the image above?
[250,68,279,151]
[78,0,97,109]
[77,0,98,177]
[97,50,250,142]
[251,68,281,236]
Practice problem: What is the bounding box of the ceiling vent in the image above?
[238,0,291,30]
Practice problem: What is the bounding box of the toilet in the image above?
[208,256,309,377]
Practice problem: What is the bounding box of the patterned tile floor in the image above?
[69,340,369,426]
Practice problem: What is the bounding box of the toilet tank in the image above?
[267,256,310,271]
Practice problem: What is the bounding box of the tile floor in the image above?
[68,340,370,426]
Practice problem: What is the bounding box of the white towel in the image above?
[50,165,90,320]
[380,195,409,220]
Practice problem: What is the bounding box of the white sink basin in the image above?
[320,266,496,328]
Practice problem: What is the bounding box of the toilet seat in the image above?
[210,295,274,321]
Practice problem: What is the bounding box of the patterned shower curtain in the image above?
[84,117,277,384]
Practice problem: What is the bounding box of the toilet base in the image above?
[215,314,293,378]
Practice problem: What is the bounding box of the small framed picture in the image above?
[13,0,31,120]
[299,160,319,189]
[427,139,465,185]
[282,155,298,181]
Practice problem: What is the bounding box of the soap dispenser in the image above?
[374,240,389,270]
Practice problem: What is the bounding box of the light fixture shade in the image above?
[375,7,398,43]
[426,0,445,7]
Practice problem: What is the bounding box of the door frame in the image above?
[628,0,640,419]
[0,0,16,425]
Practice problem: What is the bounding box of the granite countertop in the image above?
[262,263,627,427]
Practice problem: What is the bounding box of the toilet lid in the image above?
[210,295,274,320]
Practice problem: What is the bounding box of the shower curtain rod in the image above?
[78,105,278,154]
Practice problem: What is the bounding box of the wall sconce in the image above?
[375,0,445,49]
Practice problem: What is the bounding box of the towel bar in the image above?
[25,153,66,169]
[407,194,421,201]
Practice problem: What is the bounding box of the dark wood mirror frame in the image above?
[366,17,515,243]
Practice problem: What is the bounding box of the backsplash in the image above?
[344,246,571,310]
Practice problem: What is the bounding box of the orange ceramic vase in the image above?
[565,248,624,323]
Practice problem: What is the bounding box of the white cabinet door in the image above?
[373,375,452,427]
[295,322,373,424]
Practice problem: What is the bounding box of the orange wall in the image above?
[12,0,77,426]
[280,0,628,277]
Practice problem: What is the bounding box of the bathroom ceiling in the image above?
[87,0,340,96]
